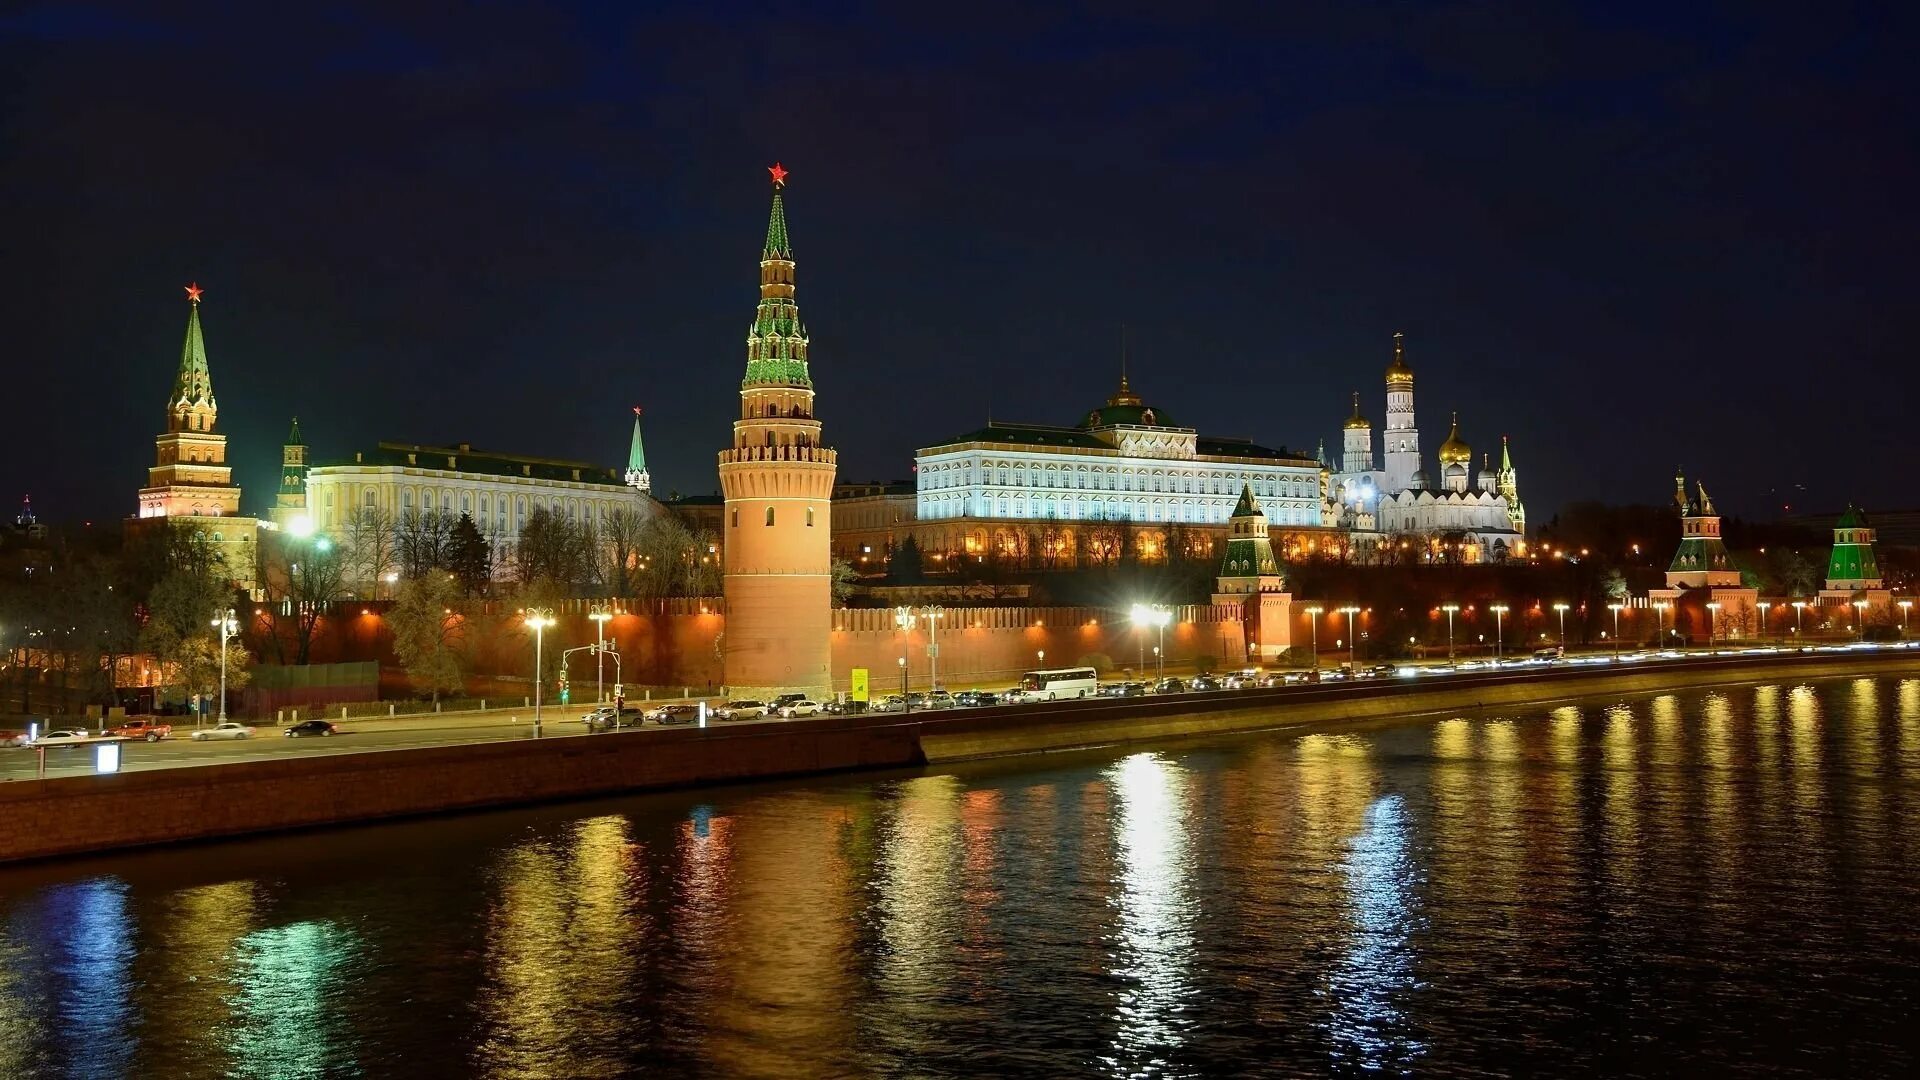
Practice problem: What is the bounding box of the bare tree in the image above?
[397,509,456,579]
[601,507,648,596]
[341,505,398,598]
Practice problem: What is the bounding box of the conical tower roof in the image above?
[1231,483,1262,519]
[287,416,303,445]
[764,162,792,259]
[627,407,648,474]
[1835,504,1869,529]
[170,284,215,411]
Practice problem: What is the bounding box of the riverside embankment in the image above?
[3,649,1915,864]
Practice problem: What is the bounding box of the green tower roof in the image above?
[1231,483,1261,519]
[287,416,303,446]
[171,288,214,409]
[627,408,648,474]
[1835,504,1869,529]
[764,165,792,258]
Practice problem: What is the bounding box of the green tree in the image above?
[388,574,468,704]
[140,528,242,700]
[890,535,925,584]
[831,557,859,606]
[447,513,492,596]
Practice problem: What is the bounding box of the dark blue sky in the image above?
[3,2,1914,525]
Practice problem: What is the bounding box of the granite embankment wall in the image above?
[3,651,1915,864]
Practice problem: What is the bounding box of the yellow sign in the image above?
[850,668,870,702]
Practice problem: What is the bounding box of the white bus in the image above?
[1014,667,1100,701]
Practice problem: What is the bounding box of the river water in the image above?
[3,674,1919,1078]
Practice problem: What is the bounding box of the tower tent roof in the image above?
[287,416,303,445]
[764,165,792,258]
[627,407,648,474]
[1834,504,1869,529]
[1231,483,1262,519]
[171,289,214,409]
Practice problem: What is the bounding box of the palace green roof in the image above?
[315,441,628,488]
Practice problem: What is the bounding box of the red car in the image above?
[110,719,173,742]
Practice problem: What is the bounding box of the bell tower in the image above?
[717,163,838,697]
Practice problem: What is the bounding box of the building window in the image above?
[806,507,815,527]
[765,506,776,526]
[732,508,740,528]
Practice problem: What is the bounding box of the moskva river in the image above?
[4,674,1919,1077]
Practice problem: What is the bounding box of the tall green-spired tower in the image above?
[717,163,838,697]
[1212,484,1293,663]
[624,406,651,493]
[269,416,309,527]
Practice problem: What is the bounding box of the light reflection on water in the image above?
[1,675,1919,1076]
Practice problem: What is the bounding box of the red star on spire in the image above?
[184,282,204,303]
[768,162,788,187]
[632,405,643,417]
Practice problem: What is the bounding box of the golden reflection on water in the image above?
[138,880,258,1074]
[876,775,965,1019]
[1602,702,1642,892]
[476,814,640,1079]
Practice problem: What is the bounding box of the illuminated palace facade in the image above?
[906,375,1331,566]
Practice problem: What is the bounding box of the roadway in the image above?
[3,642,1912,782]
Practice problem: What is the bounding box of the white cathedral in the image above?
[1329,333,1526,560]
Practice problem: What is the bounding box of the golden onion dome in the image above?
[1438,411,1472,464]
[1343,391,1370,429]
[1384,331,1414,388]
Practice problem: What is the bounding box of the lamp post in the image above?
[1792,600,1806,643]
[1339,606,1361,669]
[525,610,555,737]
[1654,601,1671,648]
[1706,601,1721,651]
[589,607,611,705]
[1489,604,1508,662]
[1900,599,1913,636]
[1554,602,1570,652]
[924,607,944,692]
[1441,604,1458,663]
[1608,603,1623,657]
[894,607,915,709]
[1304,606,1323,674]
[1757,601,1772,645]
[1853,598,1868,641]
[208,607,236,728]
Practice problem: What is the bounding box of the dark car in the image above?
[770,693,808,709]
[954,690,1000,708]
[1189,674,1222,691]
[1151,677,1187,694]
[589,706,645,732]
[1100,681,1147,697]
[284,719,338,738]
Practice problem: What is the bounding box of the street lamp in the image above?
[589,607,612,705]
[1489,604,1508,662]
[1440,604,1459,663]
[1757,601,1772,644]
[1853,598,1868,641]
[1706,601,1721,651]
[924,607,945,692]
[1654,601,1671,647]
[1339,606,1361,668]
[894,606,916,706]
[897,655,907,705]
[1304,605,1323,673]
[1608,603,1624,657]
[525,610,556,737]
[1553,602,1570,652]
[1791,600,1806,643]
[208,607,237,728]
[1900,599,1913,636]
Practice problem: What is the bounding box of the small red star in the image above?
[632,405,643,417]
[184,282,204,303]
[768,162,788,187]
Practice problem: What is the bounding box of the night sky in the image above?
[3,3,1915,526]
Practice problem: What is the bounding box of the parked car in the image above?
[111,718,173,742]
[871,695,907,713]
[1223,671,1263,690]
[31,729,94,746]
[713,700,767,721]
[647,703,702,725]
[1188,674,1222,691]
[1099,682,1148,698]
[284,719,339,738]
[953,690,1000,708]
[770,693,808,710]
[191,722,254,741]
[820,699,847,715]
[1151,677,1187,694]
[777,699,823,718]
[1364,664,1399,679]
[582,706,643,731]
